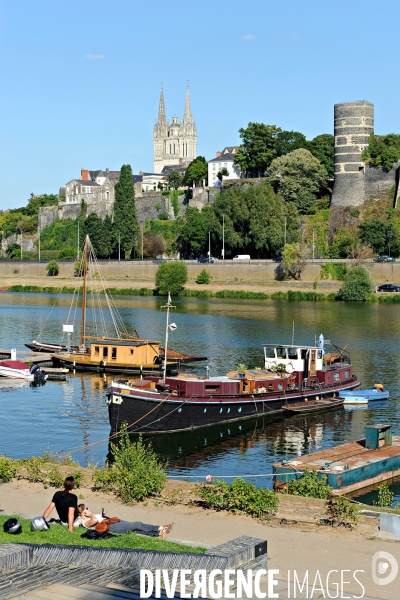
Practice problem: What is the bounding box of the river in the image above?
[0,292,399,505]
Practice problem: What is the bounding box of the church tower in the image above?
[153,87,197,173]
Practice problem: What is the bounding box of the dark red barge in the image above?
[107,340,360,433]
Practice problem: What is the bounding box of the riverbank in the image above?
[0,479,398,599]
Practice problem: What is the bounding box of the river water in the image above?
[0,292,399,505]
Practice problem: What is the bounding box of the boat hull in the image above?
[107,378,360,434]
[0,367,34,381]
[282,397,344,415]
[339,389,389,401]
[52,354,179,376]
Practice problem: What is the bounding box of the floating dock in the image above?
[273,424,400,494]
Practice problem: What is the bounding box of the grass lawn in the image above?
[0,516,205,553]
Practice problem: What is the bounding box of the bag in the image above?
[94,517,120,533]
[81,529,114,540]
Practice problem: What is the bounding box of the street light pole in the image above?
[222,214,225,263]
[77,221,80,260]
[118,232,121,262]
[141,222,144,261]
[20,230,23,261]
[38,225,41,263]
[312,229,315,262]
[208,229,212,260]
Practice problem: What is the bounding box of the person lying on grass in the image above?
[74,503,173,538]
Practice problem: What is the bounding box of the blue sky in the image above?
[1,0,399,209]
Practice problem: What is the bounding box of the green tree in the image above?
[113,164,140,259]
[177,207,208,256]
[338,266,374,301]
[155,261,188,295]
[182,157,208,187]
[25,193,58,217]
[46,260,59,276]
[275,130,307,157]
[269,148,328,214]
[167,170,183,190]
[217,167,229,181]
[362,133,400,171]
[235,123,281,177]
[358,218,389,255]
[142,233,167,258]
[84,213,113,258]
[280,242,307,279]
[307,134,335,179]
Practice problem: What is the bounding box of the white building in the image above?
[208,146,241,187]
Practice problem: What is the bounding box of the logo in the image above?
[372,551,398,586]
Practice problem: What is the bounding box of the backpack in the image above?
[81,529,115,540]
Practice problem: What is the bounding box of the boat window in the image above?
[301,349,308,360]
[205,385,220,393]
[130,349,134,354]
[111,348,117,359]
[287,348,298,359]
[333,373,339,381]
[94,346,99,355]
[103,347,108,358]
[264,347,275,358]
[276,347,287,359]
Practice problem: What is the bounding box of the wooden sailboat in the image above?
[32,235,204,375]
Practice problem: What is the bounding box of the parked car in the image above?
[198,257,214,264]
[374,255,396,263]
[377,284,400,292]
[153,258,166,264]
[273,255,284,262]
[233,255,251,260]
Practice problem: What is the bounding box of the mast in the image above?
[162,292,176,382]
[80,235,88,347]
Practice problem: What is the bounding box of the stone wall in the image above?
[364,162,400,204]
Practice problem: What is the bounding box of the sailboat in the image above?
[27,235,206,375]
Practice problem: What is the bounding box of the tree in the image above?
[358,219,389,255]
[269,149,328,214]
[46,260,59,276]
[167,170,183,190]
[182,157,208,187]
[113,164,140,259]
[307,134,335,179]
[177,207,208,256]
[338,266,374,301]
[84,213,113,258]
[280,242,307,279]
[275,131,307,157]
[155,261,188,295]
[25,194,58,217]
[235,123,281,177]
[217,167,229,181]
[142,233,167,258]
[362,133,400,171]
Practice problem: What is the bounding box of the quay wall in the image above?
[1,260,400,284]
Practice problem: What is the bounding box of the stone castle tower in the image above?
[331,101,374,207]
[153,87,197,173]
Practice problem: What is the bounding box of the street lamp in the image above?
[222,214,225,263]
[312,228,315,263]
[38,225,41,263]
[141,222,144,261]
[20,230,23,261]
[208,229,212,260]
[118,232,121,262]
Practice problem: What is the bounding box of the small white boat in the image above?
[343,395,368,405]
[339,386,389,402]
[0,360,47,382]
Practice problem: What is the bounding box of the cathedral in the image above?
[153,87,197,173]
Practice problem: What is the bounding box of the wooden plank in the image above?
[43,584,134,600]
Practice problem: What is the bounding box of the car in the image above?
[374,255,395,263]
[153,258,166,264]
[198,257,214,264]
[377,284,400,292]
[273,255,284,262]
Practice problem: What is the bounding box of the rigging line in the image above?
[57,391,174,457]
[89,244,110,337]
[36,288,64,341]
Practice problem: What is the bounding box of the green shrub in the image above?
[373,482,394,508]
[325,492,359,528]
[46,260,59,276]
[92,466,118,493]
[158,212,169,220]
[23,456,46,482]
[109,423,167,502]
[155,261,188,295]
[69,468,84,488]
[0,456,19,482]
[47,465,64,487]
[337,265,374,301]
[196,268,210,284]
[170,191,179,217]
[285,467,332,499]
[58,247,76,259]
[194,478,278,520]
[320,263,348,281]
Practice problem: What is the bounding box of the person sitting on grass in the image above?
[74,503,173,538]
[43,475,78,533]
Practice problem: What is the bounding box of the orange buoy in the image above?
[374,383,384,391]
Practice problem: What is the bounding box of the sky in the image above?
[1,0,399,209]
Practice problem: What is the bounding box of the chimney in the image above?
[216,152,221,158]
[81,169,89,181]
[106,168,109,174]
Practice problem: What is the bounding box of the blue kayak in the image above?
[339,388,389,401]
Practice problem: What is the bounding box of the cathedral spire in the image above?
[183,85,192,124]
[157,86,167,126]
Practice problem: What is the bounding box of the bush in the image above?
[92,466,118,493]
[0,456,19,482]
[46,260,59,276]
[285,467,332,499]
[373,482,395,508]
[194,478,279,520]
[58,247,76,259]
[22,456,46,482]
[320,263,348,281]
[337,265,374,301]
[324,492,359,528]
[109,423,167,502]
[155,261,188,295]
[196,268,210,284]
[47,465,64,487]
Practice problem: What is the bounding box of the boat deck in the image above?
[273,435,400,494]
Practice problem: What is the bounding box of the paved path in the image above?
[1,482,399,599]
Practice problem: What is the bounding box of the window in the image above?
[288,348,298,359]
[106,191,109,200]
[264,347,275,358]
[130,349,134,355]
[103,347,108,358]
[333,373,339,382]
[205,385,220,393]
[94,346,99,355]
[213,163,216,171]
[276,347,287,359]
[111,348,117,359]
[345,370,350,379]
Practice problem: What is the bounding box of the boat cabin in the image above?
[90,339,161,366]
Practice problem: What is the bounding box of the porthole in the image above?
[220,407,223,413]
[178,408,182,413]
[204,408,207,413]
[277,383,283,391]
[227,407,231,413]
[238,407,242,412]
